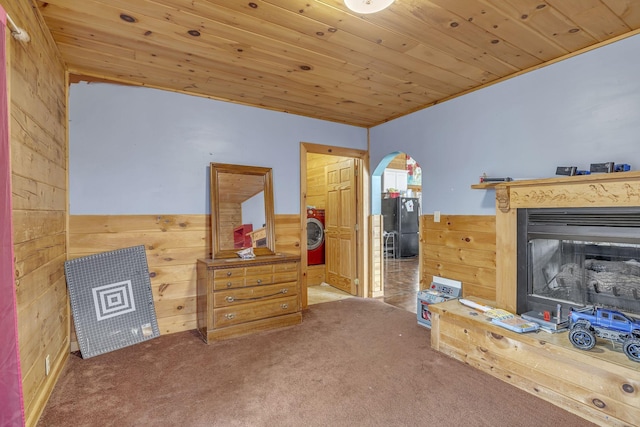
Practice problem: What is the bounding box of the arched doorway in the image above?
[372,152,422,313]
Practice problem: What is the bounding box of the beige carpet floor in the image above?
[38,298,594,427]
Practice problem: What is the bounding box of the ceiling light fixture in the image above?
[344,0,394,14]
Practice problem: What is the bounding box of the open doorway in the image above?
[300,143,368,309]
[372,152,422,313]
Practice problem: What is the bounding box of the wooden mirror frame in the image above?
[210,163,276,259]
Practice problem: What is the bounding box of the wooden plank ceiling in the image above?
[37,0,640,127]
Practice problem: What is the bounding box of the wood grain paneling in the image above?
[67,213,300,347]
[37,0,640,127]
[386,153,406,170]
[274,214,301,257]
[6,1,69,425]
[369,215,383,298]
[307,264,325,286]
[306,153,350,210]
[67,214,207,339]
[420,214,496,301]
[219,202,241,250]
[431,299,640,426]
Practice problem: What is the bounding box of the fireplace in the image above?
[439,174,640,427]
[516,207,640,318]
[493,171,640,314]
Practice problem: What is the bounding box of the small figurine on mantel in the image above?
[479,173,513,183]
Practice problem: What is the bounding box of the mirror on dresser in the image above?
[209,163,276,259]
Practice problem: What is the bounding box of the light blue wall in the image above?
[69,83,367,214]
[370,34,640,215]
[71,34,640,217]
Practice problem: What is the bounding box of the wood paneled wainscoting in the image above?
[68,214,301,349]
[420,214,496,298]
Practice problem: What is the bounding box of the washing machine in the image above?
[307,208,325,265]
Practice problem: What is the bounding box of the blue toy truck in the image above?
[568,306,640,362]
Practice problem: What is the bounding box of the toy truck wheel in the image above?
[569,325,596,350]
[623,338,640,363]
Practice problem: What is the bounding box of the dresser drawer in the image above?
[213,277,246,291]
[244,273,274,287]
[213,295,299,328]
[214,265,274,288]
[213,282,298,307]
[245,265,274,276]
[274,262,298,273]
[213,268,244,279]
[273,271,298,283]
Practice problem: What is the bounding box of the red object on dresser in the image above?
[233,224,253,248]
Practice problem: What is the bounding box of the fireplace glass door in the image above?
[528,239,640,316]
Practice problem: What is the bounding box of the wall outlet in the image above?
[45,354,51,376]
[434,211,441,223]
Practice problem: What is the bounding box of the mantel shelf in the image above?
[470,182,500,189]
[472,171,640,190]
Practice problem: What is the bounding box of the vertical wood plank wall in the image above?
[420,215,497,301]
[67,214,301,346]
[307,265,325,286]
[219,202,241,249]
[7,2,69,425]
[273,214,302,257]
[369,215,384,298]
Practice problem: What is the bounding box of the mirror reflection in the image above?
[217,172,265,251]
[210,163,275,259]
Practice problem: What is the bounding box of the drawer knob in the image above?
[226,282,232,288]
[257,279,262,284]
[280,303,289,309]
[225,296,235,303]
[226,271,232,277]
[281,289,288,294]
[224,313,235,320]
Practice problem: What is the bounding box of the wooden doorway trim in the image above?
[300,142,369,309]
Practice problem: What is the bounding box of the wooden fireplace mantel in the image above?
[494,171,640,213]
[429,172,640,427]
[495,171,640,312]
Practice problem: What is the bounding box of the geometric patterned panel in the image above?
[64,245,160,359]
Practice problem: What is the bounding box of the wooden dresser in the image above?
[196,254,301,343]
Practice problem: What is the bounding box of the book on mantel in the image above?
[458,298,539,333]
[491,316,540,333]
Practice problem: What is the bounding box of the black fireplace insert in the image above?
[517,207,640,319]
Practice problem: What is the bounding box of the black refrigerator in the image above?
[382,197,419,258]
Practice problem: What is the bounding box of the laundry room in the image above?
[305,152,353,288]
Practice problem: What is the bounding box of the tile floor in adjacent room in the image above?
[378,256,419,314]
[307,283,354,305]
[307,256,419,313]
